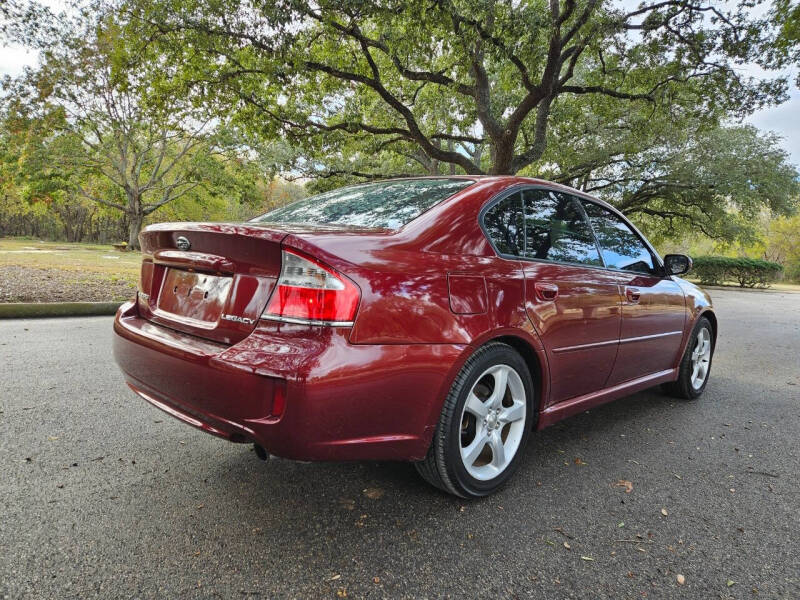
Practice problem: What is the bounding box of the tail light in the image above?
[262,249,360,326]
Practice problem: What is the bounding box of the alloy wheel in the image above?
[459,364,527,481]
[690,327,712,389]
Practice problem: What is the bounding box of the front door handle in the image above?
[534,281,559,301]
[626,286,641,304]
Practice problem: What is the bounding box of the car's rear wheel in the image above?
[663,316,714,399]
[415,343,534,498]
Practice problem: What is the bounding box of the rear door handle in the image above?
[534,282,559,301]
[625,286,641,303]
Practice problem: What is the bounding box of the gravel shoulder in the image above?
[0,265,136,303]
[0,239,139,302]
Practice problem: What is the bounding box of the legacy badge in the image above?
[221,314,255,325]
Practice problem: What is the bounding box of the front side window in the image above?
[251,178,474,229]
[581,201,656,274]
[483,192,525,256]
[521,190,602,266]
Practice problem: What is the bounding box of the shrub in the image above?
[692,256,783,288]
[691,256,729,286]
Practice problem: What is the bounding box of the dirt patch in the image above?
[0,265,137,303]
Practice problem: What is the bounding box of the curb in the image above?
[0,301,124,319]
[691,283,799,294]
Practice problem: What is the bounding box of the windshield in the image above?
[250,178,474,229]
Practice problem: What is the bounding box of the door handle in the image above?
[534,281,559,301]
[625,286,641,304]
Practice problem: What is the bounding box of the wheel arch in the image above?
[491,334,544,427]
[700,308,718,347]
[671,307,718,375]
[418,330,549,459]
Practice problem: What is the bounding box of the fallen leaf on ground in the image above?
[677,574,685,585]
[363,487,384,500]
[580,556,594,561]
[574,457,587,466]
[373,577,380,584]
[553,526,573,539]
[727,580,736,587]
[563,542,571,550]
[336,588,347,597]
[661,508,668,516]
[613,480,634,493]
[329,574,341,581]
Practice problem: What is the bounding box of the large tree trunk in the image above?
[489,138,515,175]
[126,191,144,250]
[127,211,144,250]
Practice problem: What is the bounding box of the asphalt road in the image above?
[2,288,799,599]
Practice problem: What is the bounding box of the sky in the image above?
[1,1,798,168]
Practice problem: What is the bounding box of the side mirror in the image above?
[663,254,692,276]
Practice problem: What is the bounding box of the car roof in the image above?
[378,175,618,212]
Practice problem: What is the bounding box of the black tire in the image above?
[663,316,714,400]
[415,342,535,498]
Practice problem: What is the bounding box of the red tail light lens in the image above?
[262,249,360,325]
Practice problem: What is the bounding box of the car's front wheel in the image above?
[415,343,534,498]
[663,316,714,399]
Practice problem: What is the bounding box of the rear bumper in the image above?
[113,301,465,461]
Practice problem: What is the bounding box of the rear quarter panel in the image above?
[283,179,525,346]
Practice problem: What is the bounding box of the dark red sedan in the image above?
[113,176,716,497]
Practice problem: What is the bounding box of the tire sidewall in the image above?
[683,317,714,398]
[444,346,535,497]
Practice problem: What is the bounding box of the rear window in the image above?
[251,178,474,229]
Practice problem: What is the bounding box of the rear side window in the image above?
[521,190,602,266]
[483,192,525,256]
[581,201,657,274]
[251,178,473,229]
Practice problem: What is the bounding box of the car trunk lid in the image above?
[137,223,287,345]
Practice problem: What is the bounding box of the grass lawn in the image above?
[0,238,141,303]
[688,278,800,293]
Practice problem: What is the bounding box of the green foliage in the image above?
[769,0,800,85]
[1,6,306,247]
[692,256,784,288]
[765,214,800,281]
[555,122,800,244]
[0,78,304,243]
[126,0,785,177]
